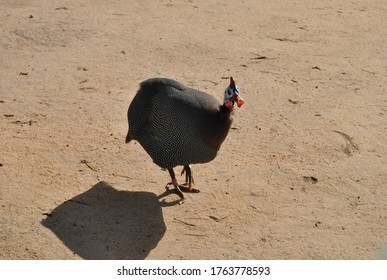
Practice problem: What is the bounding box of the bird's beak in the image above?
[232,93,244,108]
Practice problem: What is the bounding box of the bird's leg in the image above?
[180,165,200,193]
[181,164,195,186]
[165,167,200,199]
[166,168,185,199]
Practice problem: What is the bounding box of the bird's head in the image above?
[223,77,244,110]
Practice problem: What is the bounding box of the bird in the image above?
[125,77,244,200]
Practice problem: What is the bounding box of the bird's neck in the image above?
[220,104,233,114]
[200,105,233,150]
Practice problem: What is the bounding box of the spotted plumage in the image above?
[126,77,243,201]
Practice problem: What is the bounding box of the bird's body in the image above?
[127,78,232,168]
[126,77,243,200]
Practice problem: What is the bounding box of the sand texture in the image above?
[1,0,386,259]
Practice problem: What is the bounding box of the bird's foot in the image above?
[178,185,200,193]
[165,167,199,203]
[165,182,185,200]
[165,182,200,199]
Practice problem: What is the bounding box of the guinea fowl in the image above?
[126,77,244,200]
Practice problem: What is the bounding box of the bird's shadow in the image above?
[41,181,166,259]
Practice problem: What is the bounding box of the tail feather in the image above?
[125,132,132,143]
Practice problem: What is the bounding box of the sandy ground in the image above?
[1,0,386,260]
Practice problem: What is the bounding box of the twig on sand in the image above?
[174,218,197,227]
[112,173,132,179]
[209,215,230,222]
[202,79,220,85]
[185,233,207,237]
[332,130,359,156]
[80,160,98,172]
[361,68,377,75]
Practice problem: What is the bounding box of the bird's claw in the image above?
[165,182,200,199]
[178,185,200,193]
[165,182,185,200]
